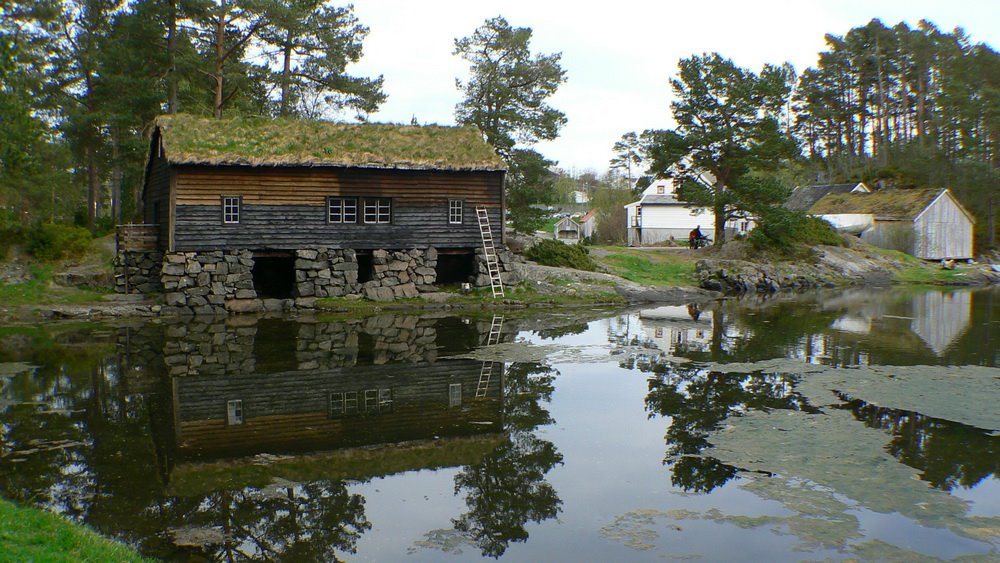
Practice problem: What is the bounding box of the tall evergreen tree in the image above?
[454,16,567,159]
[643,53,798,244]
[257,0,384,118]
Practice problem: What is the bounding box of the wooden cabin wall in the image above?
[914,194,974,260]
[172,359,503,458]
[143,154,172,249]
[171,166,504,251]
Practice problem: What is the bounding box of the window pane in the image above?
[449,200,463,224]
[344,198,357,223]
[449,383,462,407]
[223,197,240,224]
[330,392,344,416]
[227,399,244,425]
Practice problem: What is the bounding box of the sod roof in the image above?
[809,188,947,220]
[154,114,506,171]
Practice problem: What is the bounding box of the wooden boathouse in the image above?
[118,114,517,312]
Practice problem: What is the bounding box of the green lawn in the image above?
[593,247,699,287]
[0,267,109,306]
[0,498,150,562]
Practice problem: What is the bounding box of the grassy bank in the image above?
[0,498,149,562]
[591,247,699,287]
[0,265,109,306]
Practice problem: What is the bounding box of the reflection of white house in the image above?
[639,305,713,355]
[809,188,974,260]
[553,209,597,244]
[624,180,716,246]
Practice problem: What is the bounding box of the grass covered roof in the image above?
[155,114,506,171]
[809,188,947,219]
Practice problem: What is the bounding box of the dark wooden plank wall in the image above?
[143,153,172,249]
[173,359,503,456]
[171,166,504,251]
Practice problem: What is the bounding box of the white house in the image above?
[625,180,747,246]
[572,190,590,204]
[809,188,975,260]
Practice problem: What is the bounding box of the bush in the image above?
[749,207,843,250]
[27,223,93,261]
[524,239,598,271]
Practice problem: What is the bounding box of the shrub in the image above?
[27,223,93,261]
[524,239,598,271]
[749,207,843,250]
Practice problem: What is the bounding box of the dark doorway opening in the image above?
[253,319,299,373]
[356,252,373,283]
[252,254,295,298]
[435,251,476,284]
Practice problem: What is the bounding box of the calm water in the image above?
[1,287,998,561]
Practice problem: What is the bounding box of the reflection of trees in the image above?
[450,363,563,558]
[840,397,1000,492]
[645,364,809,493]
[167,481,369,562]
[534,321,589,340]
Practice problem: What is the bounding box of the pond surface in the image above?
[1,287,999,561]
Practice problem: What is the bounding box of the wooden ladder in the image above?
[476,207,505,299]
[476,315,504,398]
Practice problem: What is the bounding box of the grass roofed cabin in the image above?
[809,187,975,260]
[143,114,507,253]
[129,114,512,307]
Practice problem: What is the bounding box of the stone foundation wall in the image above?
[114,250,163,294]
[296,247,439,303]
[157,246,446,314]
[474,247,522,288]
[160,250,268,316]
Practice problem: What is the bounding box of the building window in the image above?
[330,389,391,417]
[449,199,463,224]
[328,197,357,223]
[631,206,641,227]
[363,198,391,224]
[656,185,665,194]
[222,196,241,224]
[226,399,244,425]
[449,383,462,407]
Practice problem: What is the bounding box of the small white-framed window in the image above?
[222,196,241,224]
[363,198,391,224]
[449,383,462,407]
[449,200,463,224]
[226,399,244,425]
[656,185,665,194]
[328,197,357,224]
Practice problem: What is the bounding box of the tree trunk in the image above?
[280,34,293,116]
[167,0,178,113]
[713,179,726,245]
[110,128,122,224]
[86,143,100,232]
[213,5,227,119]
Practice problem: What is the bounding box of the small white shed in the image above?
[810,188,975,260]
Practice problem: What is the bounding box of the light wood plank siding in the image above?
[169,166,503,251]
[914,192,974,260]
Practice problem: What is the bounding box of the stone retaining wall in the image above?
[474,247,521,288]
[114,250,163,294]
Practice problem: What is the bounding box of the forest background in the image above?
[1,1,997,252]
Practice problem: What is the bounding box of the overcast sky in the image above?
[349,0,1000,175]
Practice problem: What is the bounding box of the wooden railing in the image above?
[116,224,159,253]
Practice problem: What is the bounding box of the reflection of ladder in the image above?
[476,206,505,299]
[476,315,504,398]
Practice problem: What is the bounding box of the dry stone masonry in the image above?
[114,250,163,294]
[115,244,521,315]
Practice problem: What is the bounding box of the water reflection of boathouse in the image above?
[132,316,506,466]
